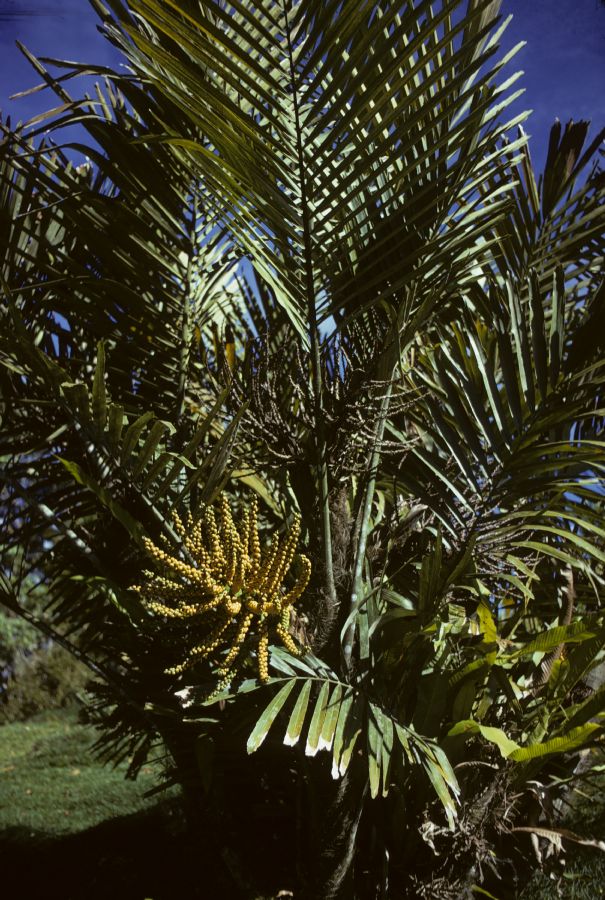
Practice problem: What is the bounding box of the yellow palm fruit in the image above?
[133,493,310,688]
[281,555,311,607]
[219,494,238,545]
[203,506,224,573]
[231,546,248,594]
[265,516,301,595]
[276,624,300,658]
[218,612,254,674]
[172,511,186,537]
[141,539,218,593]
[166,615,232,675]
[248,498,261,574]
[257,623,270,683]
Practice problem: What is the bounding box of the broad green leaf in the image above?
[380,713,394,797]
[367,704,383,799]
[284,679,312,747]
[318,683,342,753]
[430,744,460,800]
[121,411,155,462]
[447,719,520,758]
[141,452,173,491]
[509,723,603,762]
[510,620,597,659]
[451,674,483,722]
[305,681,330,757]
[132,419,174,478]
[331,688,354,778]
[338,694,363,777]
[107,403,125,455]
[561,624,605,692]
[421,756,457,830]
[246,680,296,754]
[394,723,415,765]
[413,672,449,737]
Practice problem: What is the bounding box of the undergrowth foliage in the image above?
[1,1,605,897]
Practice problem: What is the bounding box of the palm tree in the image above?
[1,1,604,896]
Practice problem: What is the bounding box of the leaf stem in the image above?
[343,382,393,672]
[282,3,337,611]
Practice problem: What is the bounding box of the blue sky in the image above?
[0,0,604,173]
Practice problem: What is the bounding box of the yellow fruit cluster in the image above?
[131,495,310,687]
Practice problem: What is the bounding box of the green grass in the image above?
[0,707,170,835]
[520,854,605,899]
[0,708,275,898]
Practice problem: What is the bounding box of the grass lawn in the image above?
[0,707,169,835]
[0,707,285,899]
[522,857,605,900]
[0,707,603,898]
[0,708,215,900]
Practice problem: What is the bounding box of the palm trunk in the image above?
[301,762,368,900]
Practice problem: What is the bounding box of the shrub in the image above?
[0,642,90,723]
[1,1,604,896]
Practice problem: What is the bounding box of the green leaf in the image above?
[331,688,354,778]
[528,270,548,400]
[380,713,394,797]
[430,744,460,801]
[193,403,248,505]
[421,755,458,830]
[561,623,605,692]
[413,672,449,737]
[284,679,312,747]
[121,411,155,463]
[367,704,383,799]
[305,681,330,757]
[132,419,174,478]
[318,683,342,753]
[151,387,230,500]
[472,886,502,899]
[61,381,91,423]
[56,456,145,543]
[107,403,125,455]
[444,534,477,590]
[91,341,107,429]
[419,529,443,615]
[337,693,363,777]
[549,266,565,387]
[246,681,296,754]
[509,723,603,762]
[510,620,597,659]
[560,685,605,733]
[394,722,414,765]
[447,719,520,758]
